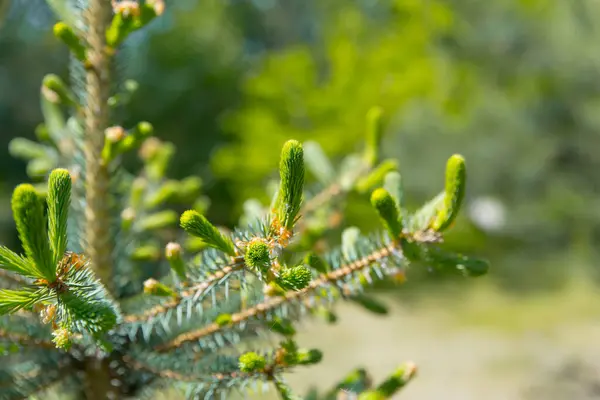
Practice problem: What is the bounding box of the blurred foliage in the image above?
[1,0,600,293]
[214,0,600,293]
[213,0,455,209]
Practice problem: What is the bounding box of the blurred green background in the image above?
[3,0,600,398]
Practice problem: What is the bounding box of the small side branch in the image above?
[155,243,397,352]
[124,261,245,323]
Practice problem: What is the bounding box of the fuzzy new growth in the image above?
[180,210,236,256]
[48,169,72,265]
[433,154,466,231]
[274,140,305,232]
[371,188,403,240]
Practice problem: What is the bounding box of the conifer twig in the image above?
[124,258,245,323]
[155,243,399,352]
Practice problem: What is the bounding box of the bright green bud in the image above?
[304,252,330,274]
[11,184,54,280]
[277,265,312,291]
[432,154,466,232]
[107,1,164,48]
[35,124,51,142]
[130,245,160,262]
[355,159,398,194]
[269,317,296,336]
[117,122,154,154]
[370,188,403,239]
[140,139,174,181]
[215,313,233,327]
[145,177,201,207]
[364,106,384,167]
[238,352,266,373]
[120,207,135,232]
[124,79,139,93]
[275,140,305,231]
[130,177,147,209]
[244,239,271,273]
[102,126,126,163]
[145,180,178,208]
[138,210,178,231]
[106,3,138,48]
[350,294,388,315]
[47,169,71,265]
[165,242,186,280]
[26,158,54,178]
[42,74,76,106]
[180,210,236,256]
[53,22,86,62]
[143,278,176,297]
[297,348,323,365]
[8,138,47,161]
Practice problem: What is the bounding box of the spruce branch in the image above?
[155,242,400,352]
[123,259,245,323]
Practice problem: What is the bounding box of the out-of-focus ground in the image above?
[259,277,600,400]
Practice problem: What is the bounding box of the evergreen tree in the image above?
[1,1,488,398]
